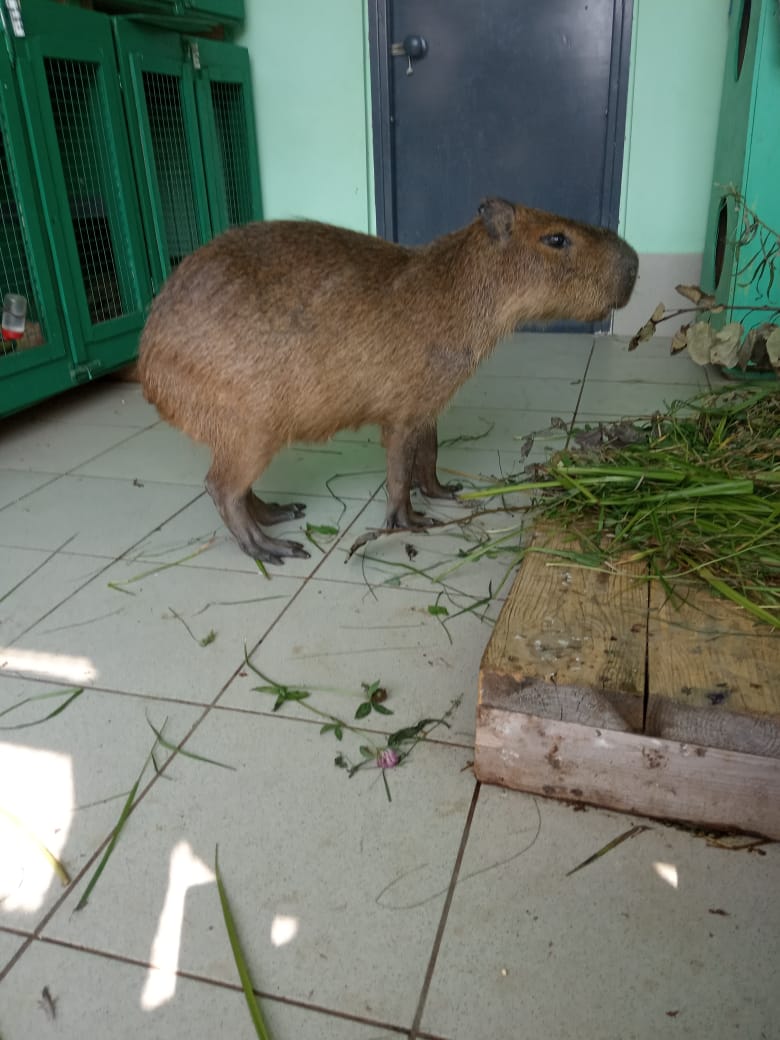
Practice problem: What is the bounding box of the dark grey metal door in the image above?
[370,0,633,247]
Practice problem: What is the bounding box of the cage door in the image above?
[193,38,262,235]
[116,22,212,291]
[14,3,152,372]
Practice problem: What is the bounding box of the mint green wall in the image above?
[236,2,374,232]
[619,0,730,253]
[240,2,728,254]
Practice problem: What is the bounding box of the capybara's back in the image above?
[139,198,637,562]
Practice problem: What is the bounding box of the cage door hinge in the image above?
[70,360,103,384]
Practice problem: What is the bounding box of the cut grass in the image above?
[461,386,779,629]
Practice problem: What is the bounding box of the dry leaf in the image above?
[686,321,716,365]
[670,325,689,354]
[675,284,716,308]
[710,323,744,369]
[650,302,666,323]
[766,326,780,367]
[675,283,705,304]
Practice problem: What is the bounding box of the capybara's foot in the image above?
[207,483,311,563]
[417,477,463,500]
[246,492,307,527]
[251,535,311,566]
[384,503,443,531]
[234,521,311,565]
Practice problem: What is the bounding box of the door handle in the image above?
[391,35,428,76]
[390,35,429,60]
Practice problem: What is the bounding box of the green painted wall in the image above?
[240,1,728,254]
[619,0,729,253]
[236,1,374,231]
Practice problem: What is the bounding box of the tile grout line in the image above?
[408,780,481,1040]
[0,489,389,978]
[3,489,208,648]
[5,932,456,1039]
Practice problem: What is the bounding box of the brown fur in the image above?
[138,198,637,562]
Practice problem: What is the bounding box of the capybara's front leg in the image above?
[411,424,463,499]
[382,424,442,530]
[205,455,310,564]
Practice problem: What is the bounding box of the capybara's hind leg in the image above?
[411,425,462,499]
[382,424,442,530]
[205,454,310,564]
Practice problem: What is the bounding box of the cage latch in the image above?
[189,42,201,70]
[70,360,103,384]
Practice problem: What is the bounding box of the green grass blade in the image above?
[0,687,84,729]
[145,716,237,771]
[215,846,274,1040]
[76,733,159,911]
[0,806,71,886]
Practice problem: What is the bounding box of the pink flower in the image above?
[376,748,400,770]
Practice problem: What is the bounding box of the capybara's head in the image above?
[476,197,638,324]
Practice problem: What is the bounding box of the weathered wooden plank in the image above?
[646,582,780,758]
[475,705,780,839]
[479,529,647,731]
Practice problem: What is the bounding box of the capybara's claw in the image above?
[420,479,462,499]
[247,494,307,527]
[253,543,311,566]
[385,506,441,531]
[248,536,310,565]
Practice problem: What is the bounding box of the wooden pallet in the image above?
[476,529,780,839]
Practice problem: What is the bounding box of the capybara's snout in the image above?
[611,238,639,310]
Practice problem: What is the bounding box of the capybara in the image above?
[138,198,637,563]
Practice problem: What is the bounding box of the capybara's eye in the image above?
[540,232,571,249]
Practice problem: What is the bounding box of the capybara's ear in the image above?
[478,198,516,242]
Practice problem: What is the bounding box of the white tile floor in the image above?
[1,333,777,1040]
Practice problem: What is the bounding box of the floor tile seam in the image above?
[0,676,241,719]
[14,470,207,491]
[4,489,208,647]
[0,934,34,983]
[129,497,388,795]
[0,542,118,560]
[0,473,63,513]
[581,376,711,387]
[0,745,186,979]
[61,421,164,476]
[207,701,476,751]
[16,933,433,1037]
[408,781,482,1040]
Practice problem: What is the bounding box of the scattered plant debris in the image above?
[566,825,649,877]
[0,806,71,886]
[243,649,460,801]
[629,188,779,374]
[0,686,84,730]
[39,986,58,1020]
[76,733,157,910]
[215,846,274,1040]
[463,387,780,628]
[145,715,236,772]
[108,536,217,593]
[304,521,340,553]
[167,606,217,647]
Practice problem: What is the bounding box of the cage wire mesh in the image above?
[143,70,201,269]
[210,81,252,227]
[0,115,45,355]
[45,57,132,325]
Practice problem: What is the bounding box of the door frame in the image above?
[367,0,634,241]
